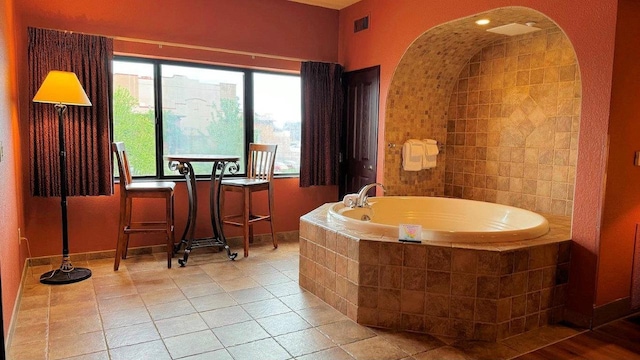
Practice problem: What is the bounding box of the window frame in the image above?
[112,55,300,180]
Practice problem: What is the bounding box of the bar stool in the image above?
[221,144,278,257]
[112,142,176,270]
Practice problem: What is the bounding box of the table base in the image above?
[174,237,238,266]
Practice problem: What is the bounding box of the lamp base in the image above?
[40,267,92,285]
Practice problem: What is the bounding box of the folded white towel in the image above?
[402,139,424,171]
[422,139,439,169]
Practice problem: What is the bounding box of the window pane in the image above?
[161,64,245,176]
[253,72,301,174]
[112,60,157,177]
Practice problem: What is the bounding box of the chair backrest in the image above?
[112,142,133,188]
[247,143,277,181]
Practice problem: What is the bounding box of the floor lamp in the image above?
[33,70,93,285]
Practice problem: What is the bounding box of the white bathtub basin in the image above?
[327,196,549,243]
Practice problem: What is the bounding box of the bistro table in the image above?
[165,154,240,266]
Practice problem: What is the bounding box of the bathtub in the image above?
[327,196,549,242]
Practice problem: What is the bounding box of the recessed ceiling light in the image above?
[475,19,491,26]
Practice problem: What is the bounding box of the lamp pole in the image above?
[39,103,92,284]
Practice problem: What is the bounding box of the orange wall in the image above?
[0,0,26,336]
[338,0,618,317]
[598,0,640,306]
[13,0,339,258]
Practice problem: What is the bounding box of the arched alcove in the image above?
[385,7,580,218]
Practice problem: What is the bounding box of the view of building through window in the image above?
[112,58,301,177]
[253,73,301,174]
[112,61,156,177]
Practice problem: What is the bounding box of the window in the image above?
[112,60,156,177]
[253,73,301,174]
[112,57,301,178]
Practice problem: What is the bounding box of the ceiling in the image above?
[289,0,361,10]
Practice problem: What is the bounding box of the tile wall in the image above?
[382,8,579,217]
[444,29,580,216]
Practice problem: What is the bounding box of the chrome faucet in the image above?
[356,183,385,207]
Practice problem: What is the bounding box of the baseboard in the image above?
[6,258,30,354]
[593,297,634,327]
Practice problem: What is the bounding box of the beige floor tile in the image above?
[242,298,291,319]
[172,272,216,288]
[60,350,110,359]
[281,269,299,281]
[217,276,261,292]
[413,346,471,360]
[201,264,245,282]
[296,346,355,360]
[101,307,152,329]
[227,337,291,360]
[341,336,407,360]
[376,329,446,355]
[97,293,145,313]
[257,311,312,336]
[229,286,274,304]
[134,277,178,293]
[8,339,47,360]
[279,291,325,311]
[49,314,103,339]
[147,298,196,320]
[108,339,171,360]
[317,319,377,345]
[265,281,305,297]
[189,292,237,312]
[18,294,49,311]
[275,328,335,357]
[105,321,160,348]
[48,330,107,360]
[140,287,187,306]
[166,264,208,279]
[233,261,279,275]
[163,329,224,359]
[11,322,48,346]
[155,312,208,338]
[296,303,349,326]
[212,320,270,347]
[251,271,292,286]
[49,301,100,322]
[94,283,138,300]
[200,305,253,328]
[269,259,299,272]
[180,282,224,298]
[179,348,234,360]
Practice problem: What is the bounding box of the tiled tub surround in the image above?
[444,27,580,217]
[299,203,571,342]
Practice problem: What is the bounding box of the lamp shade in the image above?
[33,70,92,106]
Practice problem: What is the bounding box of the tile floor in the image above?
[8,240,584,360]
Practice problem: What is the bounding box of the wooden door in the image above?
[340,66,380,198]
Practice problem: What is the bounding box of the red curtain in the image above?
[299,62,344,187]
[28,28,113,196]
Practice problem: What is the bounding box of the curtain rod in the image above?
[35,27,309,63]
[114,36,308,63]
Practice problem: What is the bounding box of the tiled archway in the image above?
[384,7,580,218]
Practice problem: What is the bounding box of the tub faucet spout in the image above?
[356,183,385,207]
